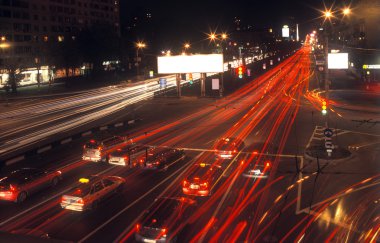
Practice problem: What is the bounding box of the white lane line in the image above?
[296,157,304,214]
[199,154,243,242]
[0,186,72,227]
[306,126,318,149]
[112,153,204,243]
[79,154,200,243]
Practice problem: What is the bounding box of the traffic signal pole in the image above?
[324,35,329,128]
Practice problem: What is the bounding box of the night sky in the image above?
[120,0,348,49]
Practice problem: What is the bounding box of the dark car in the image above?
[135,197,197,243]
[214,137,245,159]
[182,163,224,197]
[242,161,271,179]
[0,168,62,203]
[140,147,185,171]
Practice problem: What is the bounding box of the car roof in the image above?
[187,163,221,179]
[0,168,41,185]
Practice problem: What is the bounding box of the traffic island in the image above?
[305,144,351,160]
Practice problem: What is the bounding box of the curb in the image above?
[1,118,141,167]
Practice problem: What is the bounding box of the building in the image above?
[0,0,120,87]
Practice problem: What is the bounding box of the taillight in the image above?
[153,161,160,165]
[9,184,16,192]
[77,198,84,205]
[98,146,102,151]
[161,228,167,234]
[265,162,271,168]
[183,180,188,187]
[136,224,141,232]
[201,182,208,189]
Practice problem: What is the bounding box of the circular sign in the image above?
[324,128,333,137]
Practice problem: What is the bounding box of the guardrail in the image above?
[1,118,141,167]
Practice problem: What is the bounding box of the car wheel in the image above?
[17,191,27,203]
[51,177,59,187]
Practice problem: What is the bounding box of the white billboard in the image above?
[328,53,348,69]
[282,25,289,38]
[157,54,223,74]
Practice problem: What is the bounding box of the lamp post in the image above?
[208,32,228,97]
[135,42,146,79]
[321,7,351,127]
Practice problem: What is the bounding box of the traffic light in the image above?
[188,73,193,85]
[237,66,244,79]
[321,100,327,115]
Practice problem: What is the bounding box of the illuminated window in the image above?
[43,36,48,42]
[58,35,64,42]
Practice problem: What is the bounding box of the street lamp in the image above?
[324,10,333,19]
[135,41,146,78]
[342,7,351,16]
[207,32,228,97]
[183,43,190,54]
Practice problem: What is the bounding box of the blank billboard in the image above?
[157,54,223,74]
[328,53,348,69]
[282,25,289,38]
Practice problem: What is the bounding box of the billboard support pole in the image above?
[176,73,181,97]
[201,73,206,97]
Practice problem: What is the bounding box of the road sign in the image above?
[324,128,333,137]
[316,60,325,65]
[212,79,219,90]
[159,78,167,88]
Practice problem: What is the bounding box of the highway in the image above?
[0,44,379,242]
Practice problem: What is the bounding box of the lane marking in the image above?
[79,154,200,243]
[0,163,116,227]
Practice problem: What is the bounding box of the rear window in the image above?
[85,141,99,149]
[69,184,91,197]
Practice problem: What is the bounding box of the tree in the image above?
[77,24,121,73]
[2,57,27,93]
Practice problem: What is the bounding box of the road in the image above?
[0,43,379,242]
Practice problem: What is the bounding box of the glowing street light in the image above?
[135,41,146,78]
[136,42,146,49]
[184,43,190,49]
[208,32,217,41]
[343,7,351,16]
[221,33,228,40]
[324,11,333,19]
